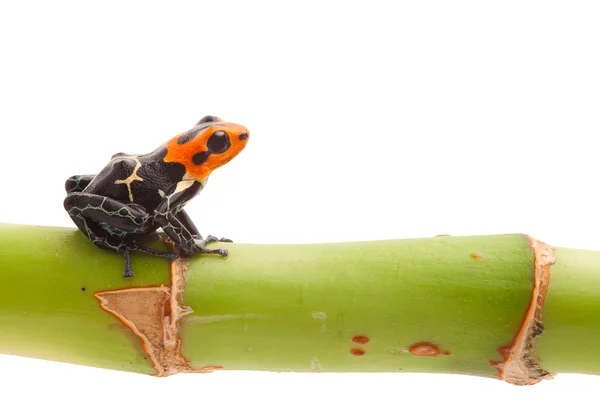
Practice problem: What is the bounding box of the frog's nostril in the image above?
[239,132,249,141]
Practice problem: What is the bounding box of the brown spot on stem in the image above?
[470,253,483,260]
[352,335,370,344]
[408,341,449,357]
[350,348,366,356]
[94,254,201,377]
[489,235,554,385]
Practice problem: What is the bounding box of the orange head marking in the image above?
[163,115,249,182]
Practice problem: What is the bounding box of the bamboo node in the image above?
[489,235,555,385]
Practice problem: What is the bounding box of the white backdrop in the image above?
[1,1,599,398]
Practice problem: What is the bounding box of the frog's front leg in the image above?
[65,174,96,194]
[153,208,228,257]
[176,208,232,244]
[175,208,201,239]
[64,192,179,277]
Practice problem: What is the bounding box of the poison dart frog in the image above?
[64,116,249,278]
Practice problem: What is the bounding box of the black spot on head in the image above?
[192,151,210,165]
[81,287,86,292]
[207,131,231,154]
[196,115,220,125]
[177,129,202,145]
[239,132,249,141]
[154,146,168,159]
[111,152,130,159]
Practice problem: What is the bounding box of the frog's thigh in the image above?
[65,174,96,194]
[64,193,152,233]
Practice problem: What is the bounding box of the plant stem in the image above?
[535,247,600,374]
[0,224,598,384]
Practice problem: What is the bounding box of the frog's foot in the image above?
[121,243,179,278]
[190,234,231,242]
[189,235,229,257]
[201,235,233,243]
[153,211,229,258]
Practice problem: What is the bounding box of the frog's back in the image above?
[83,156,141,203]
[84,149,189,210]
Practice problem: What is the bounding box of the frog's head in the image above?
[164,115,250,182]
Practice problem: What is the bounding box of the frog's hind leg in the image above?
[65,175,96,194]
[120,242,179,278]
[120,245,178,278]
[64,192,178,277]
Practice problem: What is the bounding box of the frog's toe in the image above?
[204,235,219,244]
[199,235,232,244]
[194,235,220,247]
[186,243,228,258]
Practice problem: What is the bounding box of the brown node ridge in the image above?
[94,254,217,376]
[408,341,450,357]
[489,235,554,385]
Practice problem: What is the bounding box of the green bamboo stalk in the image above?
[0,223,598,383]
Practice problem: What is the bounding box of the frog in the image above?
[64,115,249,278]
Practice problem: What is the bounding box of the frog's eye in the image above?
[207,131,231,154]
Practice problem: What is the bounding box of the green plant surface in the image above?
[0,224,170,373]
[182,235,533,377]
[535,246,600,375]
[2,224,600,382]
